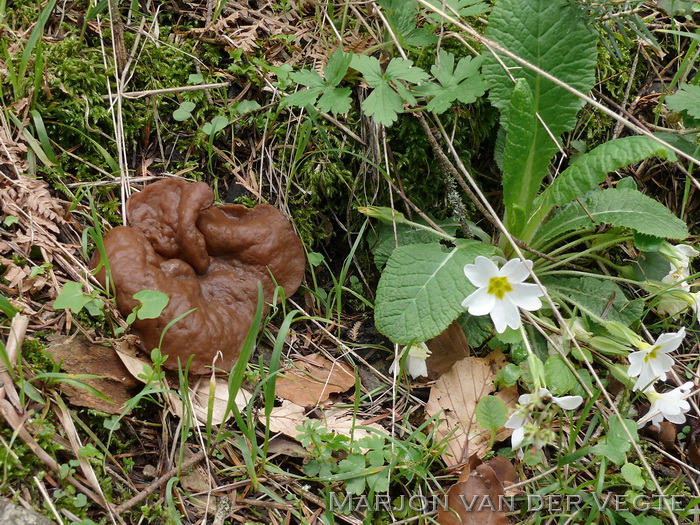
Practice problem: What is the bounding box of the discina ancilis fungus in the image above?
[92,178,306,375]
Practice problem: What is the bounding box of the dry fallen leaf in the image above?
[168,376,252,426]
[45,335,140,414]
[263,399,383,442]
[425,350,517,466]
[438,456,517,525]
[426,320,471,379]
[274,354,355,406]
[114,339,251,425]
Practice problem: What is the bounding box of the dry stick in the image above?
[102,81,234,100]
[107,0,127,75]
[114,449,207,514]
[0,315,28,411]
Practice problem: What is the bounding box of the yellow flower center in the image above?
[487,276,513,299]
[644,346,660,363]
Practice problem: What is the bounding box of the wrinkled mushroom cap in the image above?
[92,179,305,374]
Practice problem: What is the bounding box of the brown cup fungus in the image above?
[91,179,306,375]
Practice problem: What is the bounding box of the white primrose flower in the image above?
[505,388,583,449]
[461,256,545,333]
[660,243,699,282]
[627,328,685,391]
[656,244,699,316]
[389,342,431,379]
[638,382,694,428]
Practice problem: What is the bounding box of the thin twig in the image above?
[113,450,207,514]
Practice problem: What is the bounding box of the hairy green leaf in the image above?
[536,188,689,244]
[291,69,325,88]
[502,79,557,231]
[457,312,492,348]
[540,136,677,206]
[375,241,495,344]
[543,276,643,326]
[369,218,460,270]
[482,0,597,135]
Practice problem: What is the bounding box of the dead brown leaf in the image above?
[45,335,140,414]
[426,320,470,380]
[274,354,355,406]
[263,399,382,442]
[168,375,252,426]
[113,341,252,425]
[426,350,517,466]
[437,456,517,525]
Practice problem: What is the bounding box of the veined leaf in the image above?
[283,49,353,114]
[543,276,643,326]
[351,55,429,126]
[369,218,461,270]
[502,79,557,232]
[536,188,689,245]
[375,241,495,344]
[482,0,597,135]
[540,136,677,206]
[419,51,487,114]
[666,83,700,121]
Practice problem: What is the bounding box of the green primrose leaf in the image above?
[132,289,170,320]
[374,240,495,344]
[54,281,93,313]
[483,0,597,135]
[536,188,689,246]
[543,275,643,326]
[188,73,203,84]
[539,136,677,206]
